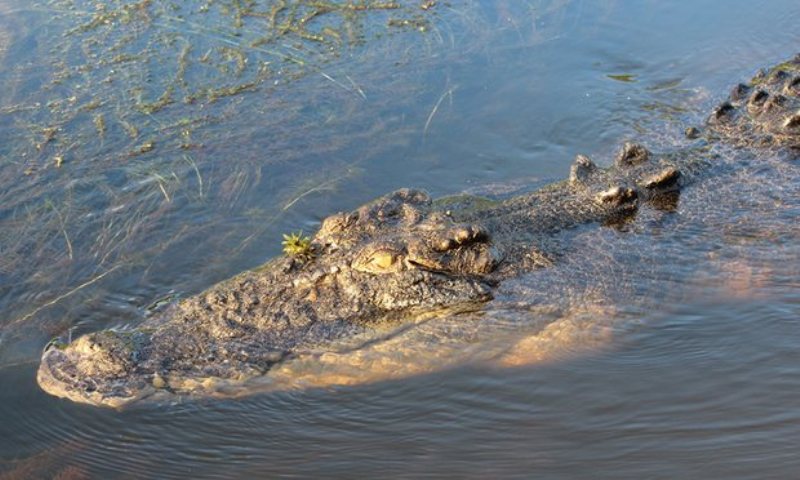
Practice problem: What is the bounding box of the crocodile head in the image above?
[38,188,502,407]
[38,330,153,407]
[315,188,502,286]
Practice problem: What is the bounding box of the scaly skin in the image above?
[707,53,800,149]
[37,55,800,407]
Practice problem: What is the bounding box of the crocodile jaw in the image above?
[38,346,151,408]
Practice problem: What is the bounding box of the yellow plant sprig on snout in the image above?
[281,231,313,258]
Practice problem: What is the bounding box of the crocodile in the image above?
[37,54,800,407]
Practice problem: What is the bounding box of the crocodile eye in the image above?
[368,251,397,270]
[352,245,406,274]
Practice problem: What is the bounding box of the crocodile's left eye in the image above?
[367,250,397,269]
[352,245,406,274]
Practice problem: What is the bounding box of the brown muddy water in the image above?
[1,1,799,478]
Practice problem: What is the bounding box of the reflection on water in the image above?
[1,0,800,478]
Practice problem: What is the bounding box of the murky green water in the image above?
[1,0,799,478]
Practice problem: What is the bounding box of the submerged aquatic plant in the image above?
[0,0,541,337]
[3,0,438,174]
